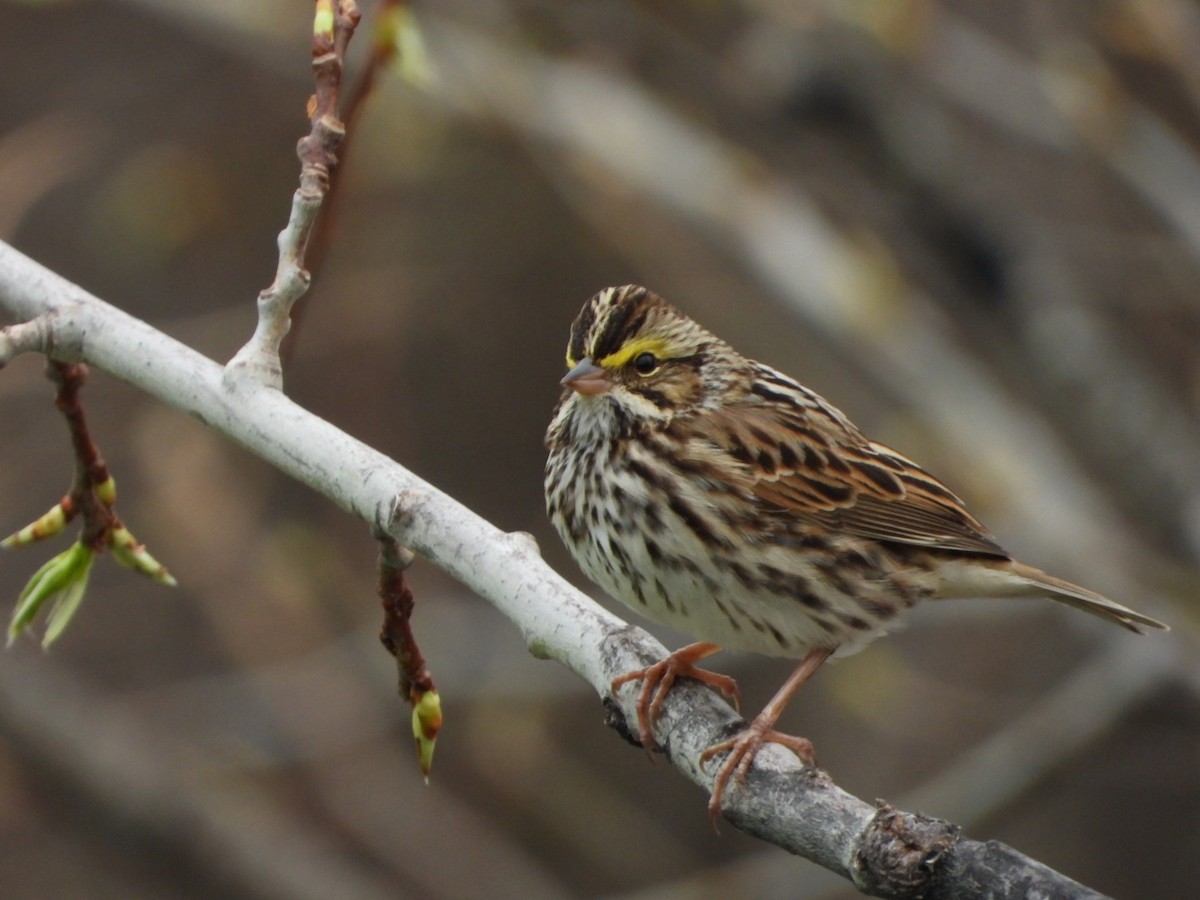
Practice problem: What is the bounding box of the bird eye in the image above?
[632,352,660,376]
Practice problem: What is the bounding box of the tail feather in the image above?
[1007,562,1168,634]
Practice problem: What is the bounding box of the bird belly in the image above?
[559,489,907,658]
[546,439,923,659]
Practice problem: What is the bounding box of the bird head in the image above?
[558,285,745,427]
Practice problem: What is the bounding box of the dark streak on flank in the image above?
[657,579,674,612]
[713,596,742,632]
[626,455,671,493]
[666,491,727,549]
[837,612,872,631]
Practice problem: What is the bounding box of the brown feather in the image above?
[704,403,1009,558]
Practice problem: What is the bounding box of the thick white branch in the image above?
[0,240,618,685]
[0,239,1107,898]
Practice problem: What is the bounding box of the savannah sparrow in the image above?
[544,285,1167,820]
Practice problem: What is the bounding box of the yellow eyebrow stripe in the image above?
[598,338,671,370]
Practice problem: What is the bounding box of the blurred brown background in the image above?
[1,1,1198,897]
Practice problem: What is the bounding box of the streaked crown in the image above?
[566,286,687,364]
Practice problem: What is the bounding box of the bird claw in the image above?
[610,642,739,754]
[700,723,818,829]
[612,643,825,831]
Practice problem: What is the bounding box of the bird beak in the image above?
[561,357,611,395]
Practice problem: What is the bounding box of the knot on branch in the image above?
[379,490,419,536]
[853,802,960,897]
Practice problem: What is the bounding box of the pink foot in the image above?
[611,642,740,752]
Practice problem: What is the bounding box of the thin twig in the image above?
[377,538,431,700]
[286,0,405,358]
[47,362,115,550]
[225,1,361,387]
[377,534,440,779]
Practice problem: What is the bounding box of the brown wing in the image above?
[703,399,1009,558]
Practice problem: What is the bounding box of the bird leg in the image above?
[700,645,834,824]
[611,641,741,753]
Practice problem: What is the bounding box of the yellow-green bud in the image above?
[314,0,334,38]
[95,476,117,507]
[2,502,69,548]
[411,688,442,782]
[109,526,177,586]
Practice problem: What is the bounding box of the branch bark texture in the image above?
[0,239,1106,898]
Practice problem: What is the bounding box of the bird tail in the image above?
[1007,561,1168,634]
